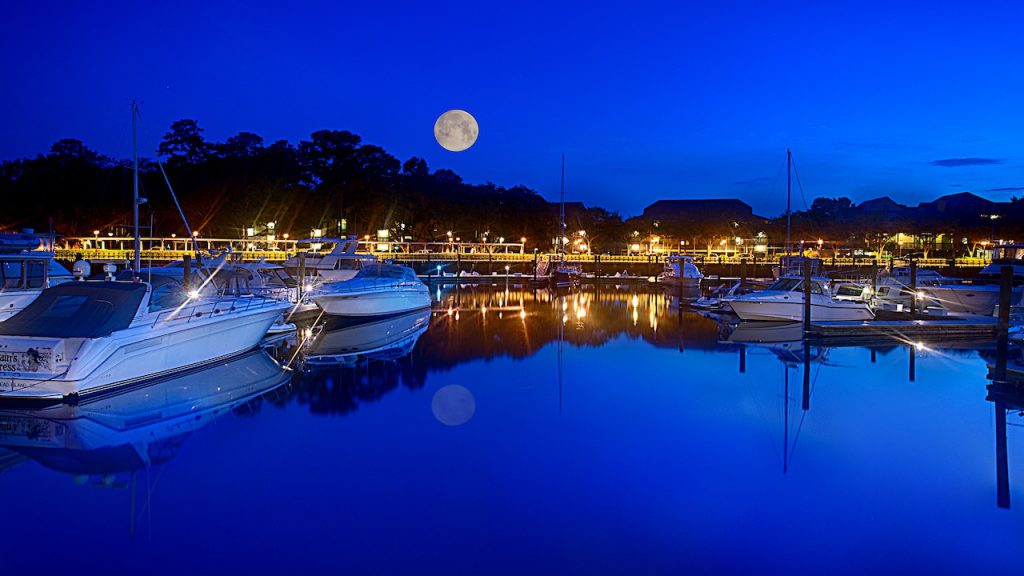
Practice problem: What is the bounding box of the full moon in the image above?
[434,110,479,152]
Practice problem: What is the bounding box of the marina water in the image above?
[0,284,1020,574]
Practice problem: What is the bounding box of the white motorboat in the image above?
[866,266,948,311]
[918,245,1024,316]
[724,276,874,322]
[304,308,430,365]
[658,255,703,288]
[0,276,290,402]
[0,349,290,473]
[282,237,377,283]
[693,280,767,312]
[234,260,319,317]
[310,263,431,317]
[0,233,74,322]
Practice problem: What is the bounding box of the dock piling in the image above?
[802,260,812,335]
[910,259,918,316]
[871,259,878,299]
[995,265,1013,381]
[297,253,306,300]
[802,341,811,410]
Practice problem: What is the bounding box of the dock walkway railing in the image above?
[55,246,991,269]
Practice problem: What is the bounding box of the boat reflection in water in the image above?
[293,310,431,415]
[0,349,290,483]
[302,309,430,366]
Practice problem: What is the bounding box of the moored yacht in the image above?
[0,232,74,322]
[282,237,377,283]
[550,259,581,289]
[309,263,431,317]
[658,254,703,288]
[0,275,289,402]
[724,276,874,322]
[918,245,1024,316]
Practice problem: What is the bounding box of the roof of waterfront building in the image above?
[641,199,759,222]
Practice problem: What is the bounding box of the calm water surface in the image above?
[0,284,1021,575]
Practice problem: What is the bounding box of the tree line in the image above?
[2,119,1021,253]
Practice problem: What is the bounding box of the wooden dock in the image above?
[807,318,998,344]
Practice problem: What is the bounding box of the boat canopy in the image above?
[0,282,146,338]
[353,264,419,282]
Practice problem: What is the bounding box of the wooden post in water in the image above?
[297,253,306,300]
[183,254,192,292]
[995,265,1013,381]
[909,259,918,316]
[996,400,1010,508]
[802,259,812,335]
[457,251,462,277]
[533,251,538,282]
[871,260,878,299]
[909,345,916,382]
[802,340,811,411]
[740,258,747,289]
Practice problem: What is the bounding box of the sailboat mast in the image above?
[559,153,566,255]
[785,148,792,257]
[132,99,141,276]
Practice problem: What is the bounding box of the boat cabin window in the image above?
[0,259,46,289]
[993,246,1024,262]
[334,259,364,271]
[26,260,45,288]
[768,278,802,292]
[1,261,21,288]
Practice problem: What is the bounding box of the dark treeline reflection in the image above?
[419,284,731,368]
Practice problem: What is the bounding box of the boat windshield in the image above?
[768,278,824,294]
[768,278,802,292]
[258,268,292,288]
[354,265,418,282]
[0,282,146,338]
[1,259,47,289]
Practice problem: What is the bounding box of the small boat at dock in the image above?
[309,263,431,317]
[724,276,874,322]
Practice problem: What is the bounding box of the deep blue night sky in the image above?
[2,1,1023,216]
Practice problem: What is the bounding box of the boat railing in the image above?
[312,277,422,295]
[150,296,281,328]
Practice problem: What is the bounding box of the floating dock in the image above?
[807,318,998,344]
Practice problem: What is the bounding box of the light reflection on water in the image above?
[0,283,1021,575]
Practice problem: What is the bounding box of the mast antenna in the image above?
[132,99,142,276]
[786,148,792,257]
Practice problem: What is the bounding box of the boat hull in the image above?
[312,289,431,317]
[0,305,287,401]
[727,298,874,322]
[920,285,1018,316]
